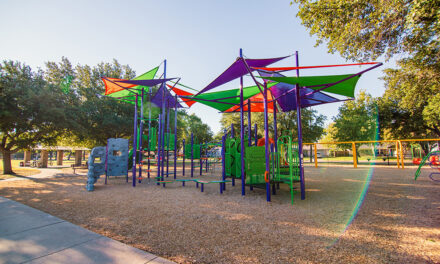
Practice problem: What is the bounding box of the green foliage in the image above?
[45,57,137,147]
[379,59,440,138]
[181,113,214,144]
[218,108,326,143]
[0,61,71,173]
[293,0,440,139]
[332,91,378,143]
[293,0,439,62]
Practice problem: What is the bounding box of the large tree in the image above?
[293,0,440,138]
[0,61,71,174]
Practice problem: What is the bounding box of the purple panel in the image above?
[115,78,176,87]
[259,70,341,111]
[196,56,289,96]
[151,85,184,109]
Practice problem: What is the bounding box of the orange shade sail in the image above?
[102,77,137,95]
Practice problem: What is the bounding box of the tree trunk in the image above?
[2,150,13,174]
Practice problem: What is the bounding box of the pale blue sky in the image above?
[0,0,393,134]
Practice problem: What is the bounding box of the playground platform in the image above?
[0,196,174,264]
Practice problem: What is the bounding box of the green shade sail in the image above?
[259,74,360,98]
[190,82,277,112]
[106,67,160,104]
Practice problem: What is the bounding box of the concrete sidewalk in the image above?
[0,197,175,264]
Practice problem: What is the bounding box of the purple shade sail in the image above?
[151,84,184,109]
[196,56,289,96]
[115,78,176,87]
[258,70,344,111]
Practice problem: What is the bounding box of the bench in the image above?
[195,180,232,194]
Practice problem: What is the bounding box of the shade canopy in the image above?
[114,77,176,88]
[259,74,360,98]
[105,67,159,102]
[167,84,196,107]
[224,90,276,113]
[151,84,184,109]
[187,83,277,112]
[257,71,344,112]
[103,77,137,95]
[252,62,379,72]
[196,56,289,96]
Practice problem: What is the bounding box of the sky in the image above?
[0,0,395,135]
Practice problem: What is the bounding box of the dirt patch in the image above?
[0,166,439,263]
[0,168,41,180]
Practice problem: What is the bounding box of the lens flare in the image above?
[326,105,380,247]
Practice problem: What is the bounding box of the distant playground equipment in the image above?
[92,50,382,204]
[415,144,440,182]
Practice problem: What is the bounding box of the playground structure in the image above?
[91,50,383,204]
[415,143,440,182]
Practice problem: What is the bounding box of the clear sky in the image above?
[0,0,394,134]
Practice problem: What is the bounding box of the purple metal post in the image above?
[231,124,234,138]
[132,94,138,187]
[199,143,202,176]
[191,132,194,178]
[254,123,258,146]
[161,60,167,184]
[263,82,271,202]
[239,48,245,196]
[166,100,170,178]
[273,101,278,153]
[248,100,251,146]
[105,139,109,184]
[138,88,144,183]
[295,51,305,200]
[182,139,185,176]
[174,95,177,179]
[157,113,162,185]
[222,135,226,190]
[147,87,152,179]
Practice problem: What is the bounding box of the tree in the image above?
[181,113,214,144]
[332,91,378,160]
[218,108,326,143]
[44,58,137,147]
[379,59,440,138]
[0,61,71,174]
[292,0,440,139]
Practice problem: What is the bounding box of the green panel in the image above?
[245,146,267,184]
[191,82,277,112]
[259,75,360,98]
[164,133,175,151]
[133,67,159,81]
[148,127,157,151]
[184,144,201,159]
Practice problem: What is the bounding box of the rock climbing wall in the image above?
[106,138,129,177]
[86,146,106,191]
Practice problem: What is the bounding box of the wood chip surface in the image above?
[0,166,439,263]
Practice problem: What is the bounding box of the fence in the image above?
[303,138,440,169]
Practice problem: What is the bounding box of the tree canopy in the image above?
[331,91,378,142]
[0,61,72,173]
[293,0,440,139]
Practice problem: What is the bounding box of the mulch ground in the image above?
[0,166,439,263]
